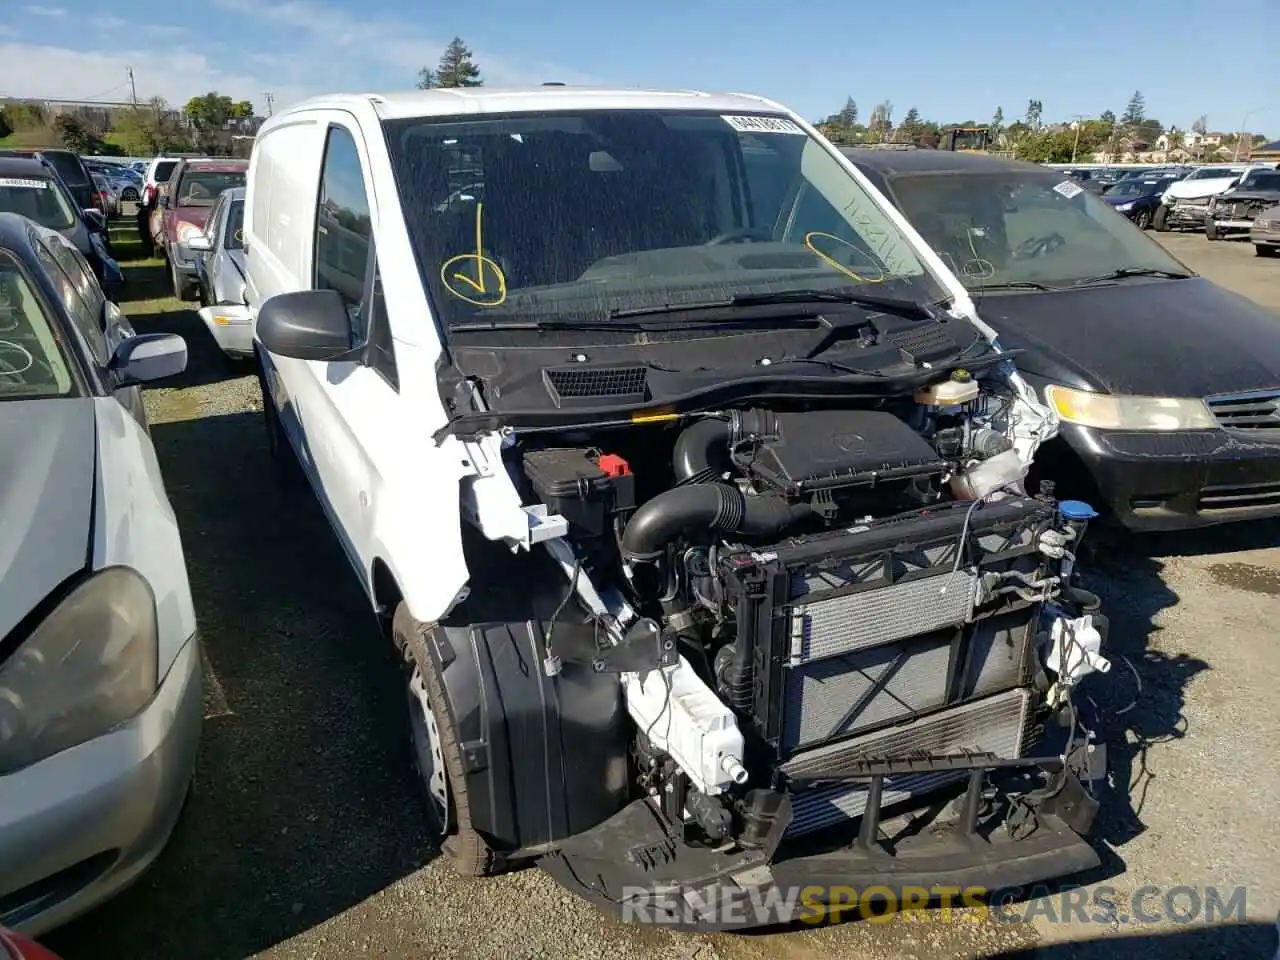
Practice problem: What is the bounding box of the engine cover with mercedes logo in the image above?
[732,409,949,498]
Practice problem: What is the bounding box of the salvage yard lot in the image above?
[47,231,1280,960]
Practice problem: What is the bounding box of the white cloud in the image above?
[0,0,597,116]
[210,0,598,88]
[21,5,66,15]
[138,24,188,38]
[0,43,310,113]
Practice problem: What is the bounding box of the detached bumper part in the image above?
[540,757,1099,931]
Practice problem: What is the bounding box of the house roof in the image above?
[1254,139,1280,155]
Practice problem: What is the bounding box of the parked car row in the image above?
[0,156,122,289]
[0,211,195,944]
[2,87,1279,949]
[1059,161,1280,256]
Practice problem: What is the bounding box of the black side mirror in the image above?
[82,208,106,232]
[257,289,356,362]
[158,195,170,209]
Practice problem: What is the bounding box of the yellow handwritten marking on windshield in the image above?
[803,231,886,284]
[440,201,508,307]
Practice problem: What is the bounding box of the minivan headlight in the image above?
[1045,385,1216,431]
[0,568,158,774]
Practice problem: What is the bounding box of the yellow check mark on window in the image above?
[440,201,508,307]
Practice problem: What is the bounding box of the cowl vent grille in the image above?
[543,365,649,407]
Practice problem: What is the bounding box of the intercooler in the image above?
[719,496,1055,837]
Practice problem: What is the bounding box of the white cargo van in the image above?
[243,86,1111,929]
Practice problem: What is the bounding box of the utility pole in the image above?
[1233,107,1265,161]
[127,66,138,107]
[264,92,274,116]
[1070,114,1087,163]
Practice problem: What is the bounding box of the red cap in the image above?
[597,453,631,478]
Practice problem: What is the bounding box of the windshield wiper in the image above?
[608,288,940,321]
[1073,267,1193,286]
[972,279,1062,291]
[446,314,827,333]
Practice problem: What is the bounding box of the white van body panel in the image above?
[246,102,472,623]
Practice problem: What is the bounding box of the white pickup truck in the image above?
[242,86,1110,929]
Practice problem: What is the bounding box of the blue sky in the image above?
[1,0,1277,136]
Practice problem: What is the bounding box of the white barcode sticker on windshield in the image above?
[1052,179,1084,200]
[721,115,805,135]
[0,178,48,189]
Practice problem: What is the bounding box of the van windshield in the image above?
[381,110,945,328]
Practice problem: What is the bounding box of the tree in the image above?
[185,92,235,129]
[1192,115,1208,135]
[1100,109,1116,126]
[868,100,893,141]
[1016,130,1078,164]
[0,111,10,140]
[53,114,102,154]
[1121,91,1145,126]
[990,106,1004,141]
[416,68,437,90]
[435,37,483,88]
[900,106,922,134]
[1024,99,1043,132]
[1165,127,1186,154]
[837,97,858,128]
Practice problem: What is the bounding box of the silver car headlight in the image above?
[1116,202,1134,211]
[0,567,159,774]
[1045,384,1216,431]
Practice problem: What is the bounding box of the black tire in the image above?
[1205,219,1220,241]
[256,352,304,486]
[1133,207,1152,230]
[394,603,502,877]
[171,259,198,301]
[1257,245,1279,258]
[122,187,139,202]
[1152,205,1170,232]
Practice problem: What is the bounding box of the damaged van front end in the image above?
[377,91,1113,931]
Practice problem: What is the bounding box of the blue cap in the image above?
[1059,500,1099,522]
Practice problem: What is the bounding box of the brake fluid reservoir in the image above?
[916,369,980,406]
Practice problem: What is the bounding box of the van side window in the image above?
[315,126,372,309]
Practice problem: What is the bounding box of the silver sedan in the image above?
[190,187,253,359]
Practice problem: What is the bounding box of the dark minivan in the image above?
[0,148,97,213]
[844,147,1280,532]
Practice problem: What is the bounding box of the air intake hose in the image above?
[621,484,810,562]
[672,410,778,484]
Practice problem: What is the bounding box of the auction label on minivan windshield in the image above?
[721,115,805,135]
[0,178,48,189]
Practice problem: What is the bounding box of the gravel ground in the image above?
[43,231,1280,960]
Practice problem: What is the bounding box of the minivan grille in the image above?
[1205,390,1280,433]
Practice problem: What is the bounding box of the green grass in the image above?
[109,223,182,317]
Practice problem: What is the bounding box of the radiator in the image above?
[782,609,1035,751]
[782,687,1032,836]
[721,497,1053,757]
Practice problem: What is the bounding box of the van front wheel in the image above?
[395,603,502,877]
[1153,205,1170,232]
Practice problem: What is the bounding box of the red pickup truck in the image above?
[150,157,248,299]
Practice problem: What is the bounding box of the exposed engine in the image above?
[506,366,1108,884]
